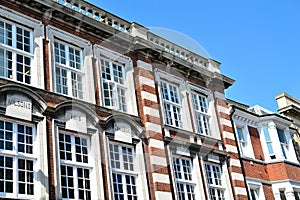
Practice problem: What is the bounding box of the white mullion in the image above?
[65,46,73,97]
[71,135,75,162]
[109,62,115,109]
[29,31,33,55]
[79,48,83,70]
[11,24,17,81]
[122,174,128,200]
[13,156,18,196]
[11,24,16,49]
[118,145,123,170]
[11,51,16,81]
[73,166,79,200]
[183,183,188,200]
[13,123,18,153]
[168,84,175,125]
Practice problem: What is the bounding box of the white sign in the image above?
[114,122,132,143]
[65,110,87,133]
[6,93,32,121]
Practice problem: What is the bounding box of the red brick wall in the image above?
[242,160,269,181]
[263,184,275,200]
[248,126,265,161]
[267,162,300,182]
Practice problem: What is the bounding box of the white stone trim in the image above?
[145,122,162,133]
[155,191,172,200]
[148,138,165,149]
[234,187,247,195]
[150,155,168,167]
[217,105,230,115]
[229,158,242,167]
[214,91,226,100]
[137,60,153,71]
[143,107,160,118]
[231,172,244,181]
[139,76,155,88]
[223,131,235,140]
[220,118,232,127]
[141,91,157,102]
[225,144,238,153]
[0,5,43,27]
[152,173,170,184]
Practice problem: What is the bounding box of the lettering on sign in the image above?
[114,123,131,134]
[65,110,87,133]
[114,122,132,143]
[6,93,32,121]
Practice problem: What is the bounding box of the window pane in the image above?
[0,156,13,193]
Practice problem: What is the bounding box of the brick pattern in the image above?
[263,184,275,200]
[217,99,248,199]
[135,60,173,200]
[46,117,56,200]
[248,126,265,161]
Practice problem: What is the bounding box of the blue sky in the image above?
[88,0,300,112]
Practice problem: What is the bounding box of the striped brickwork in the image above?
[135,60,173,200]
[216,92,248,200]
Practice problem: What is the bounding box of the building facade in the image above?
[229,99,300,200]
[0,0,250,199]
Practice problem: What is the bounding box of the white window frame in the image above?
[279,189,287,200]
[58,131,92,200]
[0,118,37,199]
[277,128,288,159]
[262,125,275,158]
[191,92,210,135]
[204,163,225,200]
[109,141,138,200]
[294,189,300,200]
[100,57,127,112]
[236,126,246,155]
[47,26,95,103]
[173,157,196,200]
[0,18,33,84]
[249,187,259,200]
[0,6,44,88]
[160,80,182,128]
[54,40,84,99]
[94,45,138,115]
